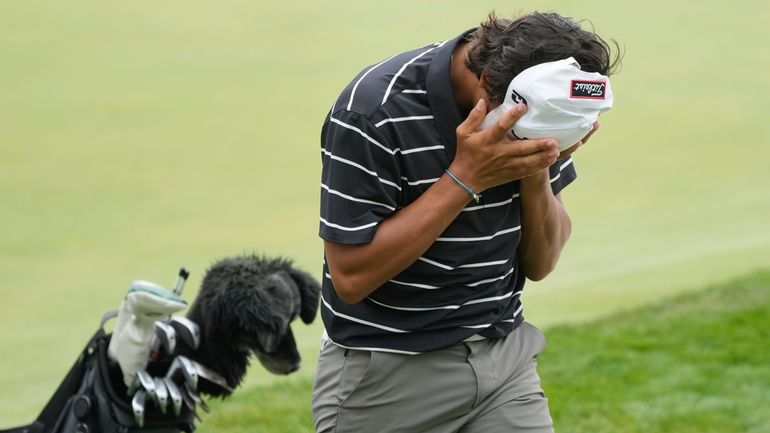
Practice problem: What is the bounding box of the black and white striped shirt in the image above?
[319,31,577,354]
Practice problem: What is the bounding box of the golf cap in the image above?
[480,57,613,151]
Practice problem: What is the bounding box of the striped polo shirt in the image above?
[318,31,577,354]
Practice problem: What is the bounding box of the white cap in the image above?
[479,57,613,151]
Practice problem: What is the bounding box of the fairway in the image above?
[1,0,769,427]
[192,270,770,433]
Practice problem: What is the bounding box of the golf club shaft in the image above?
[172,267,190,296]
[149,267,190,361]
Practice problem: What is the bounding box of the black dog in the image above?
[185,254,320,397]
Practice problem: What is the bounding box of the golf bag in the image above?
[0,313,196,433]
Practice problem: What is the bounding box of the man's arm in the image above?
[516,122,599,281]
[517,171,571,281]
[326,100,560,304]
[325,174,474,304]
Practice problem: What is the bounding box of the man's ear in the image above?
[479,71,488,88]
[477,72,494,112]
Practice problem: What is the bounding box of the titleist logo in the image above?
[571,80,606,99]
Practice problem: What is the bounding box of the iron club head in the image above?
[179,386,203,423]
[154,321,177,357]
[131,390,147,428]
[163,377,183,417]
[165,355,198,390]
[169,316,201,351]
[188,359,234,394]
[184,382,209,413]
[179,384,195,412]
[128,370,158,399]
[153,377,168,415]
[137,370,158,406]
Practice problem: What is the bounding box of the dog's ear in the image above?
[254,256,321,324]
[282,267,321,324]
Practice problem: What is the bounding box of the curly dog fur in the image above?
[185,254,320,396]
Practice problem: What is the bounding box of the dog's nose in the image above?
[286,362,300,373]
[265,360,301,375]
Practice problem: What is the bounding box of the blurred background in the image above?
[1,0,768,431]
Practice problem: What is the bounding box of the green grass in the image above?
[201,378,316,433]
[1,0,769,427]
[541,271,770,432]
[192,270,770,433]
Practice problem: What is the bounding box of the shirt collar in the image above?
[426,29,476,159]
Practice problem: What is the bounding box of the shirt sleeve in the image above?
[319,109,401,244]
[548,156,577,195]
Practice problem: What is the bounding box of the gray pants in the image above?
[311,322,553,433]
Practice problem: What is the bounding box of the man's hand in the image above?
[449,99,560,193]
[557,121,600,160]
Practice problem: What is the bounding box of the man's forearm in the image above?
[518,169,572,281]
[325,173,472,304]
[325,100,560,304]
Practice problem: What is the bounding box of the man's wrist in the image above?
[447,161,484,193]
[444,169,482,203]
[519,169,551,195]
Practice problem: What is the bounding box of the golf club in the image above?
[166,356,198,390]
[128,370,156,398]
[131,389,147,428]
[171,268,190,296]
[154,377,169,415]
[154,321,177,357]
[137,370,158,405]
[184,381,209,413]
[163,377,183,417]
[147,268,189,361]
[169,316,200,351]
[189,358,233,393]
[179,387,203,423]
[179,385,195,412]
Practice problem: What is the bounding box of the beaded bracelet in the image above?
[444,169,481,203]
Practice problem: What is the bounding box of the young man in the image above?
[313,11,619,433]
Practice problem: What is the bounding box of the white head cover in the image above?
[479,57,613,151]
[108,280,187,386]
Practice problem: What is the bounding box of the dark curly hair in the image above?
[465,12,622,105]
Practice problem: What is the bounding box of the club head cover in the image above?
[185,254,321,397]
[108,280,187,386]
